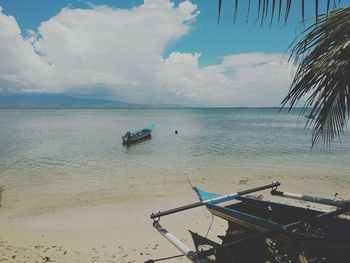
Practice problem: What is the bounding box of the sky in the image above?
[0,0,348,106]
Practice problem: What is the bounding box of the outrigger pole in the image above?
[150,182,280,220]
[271,189,350,208]
[152,222,209,263]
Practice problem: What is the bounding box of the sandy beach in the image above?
[1,174,349,263]
[0,187,225,263]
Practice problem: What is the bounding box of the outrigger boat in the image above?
[147,182,350,263]
[122,124,154,144]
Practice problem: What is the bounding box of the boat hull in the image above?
[122,130,151,144]
[205,197,350,262]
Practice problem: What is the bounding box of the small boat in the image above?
[122,124,154,144]
[147,182,350,263]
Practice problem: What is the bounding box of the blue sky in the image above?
[0,0,348,106]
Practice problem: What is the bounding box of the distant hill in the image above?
[0,94,184,109]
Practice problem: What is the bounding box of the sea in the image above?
[1,108,350,217]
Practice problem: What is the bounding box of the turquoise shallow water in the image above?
[0,108,350,216]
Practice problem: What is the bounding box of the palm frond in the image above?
[217,0,341,25]
[301,0,305,23]
[281,7,350,147]
[218,0,222,23]
[326,0,331,18]
[270,0,276,26]
[285,0,292,23]
[233,0,239,23]
[278,0,283,22]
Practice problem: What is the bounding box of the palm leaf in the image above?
[233,0,239,23]
[326,0,331,18]
[217,0,342,24]
[278,0,283,22]
[218,0,222,23]
[301,0,305,23]
[270,0,276,26]
[281,7,350,147]
[216,0,348,147]
[285,0,292,23]
[255,0,262,24]
[261,0,266,25]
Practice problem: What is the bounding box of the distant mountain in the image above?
[0,94,184,109]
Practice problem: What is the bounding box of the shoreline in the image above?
[2,168,348,219]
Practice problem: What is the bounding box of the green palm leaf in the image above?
[217,0,349,147]
[217,0,340,25]
[282,7,350,147]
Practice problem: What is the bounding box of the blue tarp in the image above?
[195,187,222,202]
[145,124,155,131]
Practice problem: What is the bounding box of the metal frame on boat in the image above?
[147,182,350,263]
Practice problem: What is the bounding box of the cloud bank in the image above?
[0,1,292,106]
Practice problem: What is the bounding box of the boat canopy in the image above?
[194,187,221,202]
[145,124,155,131]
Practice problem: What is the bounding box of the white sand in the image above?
[0,190,228,263]
[1,176,349,262]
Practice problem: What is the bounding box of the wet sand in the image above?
[1,175,349,262]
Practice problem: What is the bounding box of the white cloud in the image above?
[157,51,293,106]
[0,9,54,89]
[0,1,292,106]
